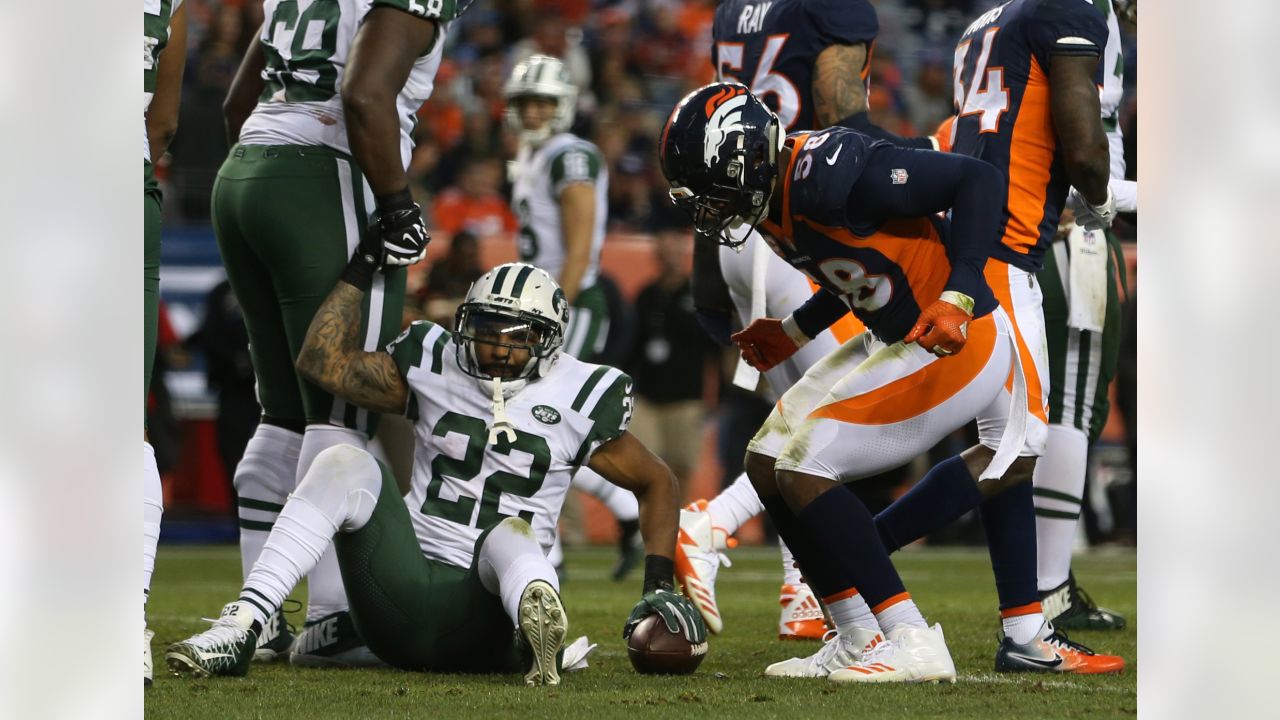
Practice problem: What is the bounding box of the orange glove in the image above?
[933,116,955,154]
[904,291,974,357]
[731,317,807,371]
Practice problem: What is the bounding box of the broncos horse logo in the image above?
[702,85,749,168]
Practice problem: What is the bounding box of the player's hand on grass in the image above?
[367,188,430,268]
[731,317,806,372]
[905,291,974,357]
[624,589,708,645]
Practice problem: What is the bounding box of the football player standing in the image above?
[212,0,446,666]
[142,0,187,688]
[502,55,646,581]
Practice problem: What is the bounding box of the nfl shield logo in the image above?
[890,169,909,185]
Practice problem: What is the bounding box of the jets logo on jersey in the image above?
[703,85,750,167]
[532,405,562,425]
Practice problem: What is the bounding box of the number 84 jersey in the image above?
[240,0,453,166]
[385,320,633,569]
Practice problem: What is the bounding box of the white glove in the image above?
[1069,185,1117,231]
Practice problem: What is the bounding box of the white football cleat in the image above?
[828,623,957,684]
[674,500,735,635]
[144,627,154,687]
[519,580,567,686]
[764,626,883,678]
[165,601,259,678]
[778,582,829,640]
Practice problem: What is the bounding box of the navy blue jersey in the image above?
[712,0,878,131]
[758,128,1000,343]
[949,0,1107,272]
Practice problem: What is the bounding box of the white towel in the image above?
[732,230,769,392]
[980,307,1029,481]
[1066,225,1109,333]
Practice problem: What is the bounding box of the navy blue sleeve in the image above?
[792,288,849,339]
[805,0,878,46]
[836,111,936,150]
[1028,0,1108,71]
[844,146,1002,304]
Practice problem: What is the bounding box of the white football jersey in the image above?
[239,0,450,168]
[385,320,633,569]
[719,228,862,402]
[510,134,608,289]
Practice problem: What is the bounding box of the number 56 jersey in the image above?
[239,0,453,167]
[386,321,634,569]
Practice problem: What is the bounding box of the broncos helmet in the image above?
[454,263,569,384]
[504,55,577,145]
[659,83,782,248]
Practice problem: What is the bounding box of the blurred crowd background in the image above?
[151,0,1138,550]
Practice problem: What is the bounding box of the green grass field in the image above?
[146,544,1136,718]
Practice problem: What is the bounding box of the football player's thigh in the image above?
[780,314,1012,480]
[144,163,162,414]
[211,170,304,424]
[748,334,872,459]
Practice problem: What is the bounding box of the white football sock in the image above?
[872,595,928,634]
[234,424,302,581]
[1002,610,1046,645]
[477,517,561,624]
[143,441,163,622]
[1033,424,1089,591]
[571,467,639,521]
[707,473,764,535]
[826,590,879,633]
[547,531,564,569]
[778,538,803,587]
[242,445,381,628]
[298,425,367,621]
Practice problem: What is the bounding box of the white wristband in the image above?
[780,315,811,348]
[938,291,975,315]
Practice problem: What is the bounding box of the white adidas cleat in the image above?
[764,626,883,678]
[674,500,735,635]
[144,627,154,687]
[828,623,957,684]
[778,582,829,640]
[519,580,567,686]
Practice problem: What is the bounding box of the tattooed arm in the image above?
[816,43,937,149]
[296,280,409,415]
[812,43,869,129]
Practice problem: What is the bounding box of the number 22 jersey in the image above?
[386,320,633,569]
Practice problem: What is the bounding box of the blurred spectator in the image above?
[187,280,260,482]
[430,156,518,238]
[420,231,486,326]
[902,52,955,133]
[625,225,718,494]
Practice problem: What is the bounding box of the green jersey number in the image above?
[261,0,341,103]
[423,411,550,529]
[515,198,538,262]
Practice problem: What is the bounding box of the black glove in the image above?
[368,188,430,268]
[623,589,708,645]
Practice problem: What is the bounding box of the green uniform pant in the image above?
[334,465,528,673]
[562,283,609,362]
[1038,229,1128,443]
[144,160,162,421]
[211,144,406,435]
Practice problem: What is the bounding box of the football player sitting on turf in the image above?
[166,257,705,685]
[660,83,1122,681]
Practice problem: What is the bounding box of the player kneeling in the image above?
[166,259,704,685]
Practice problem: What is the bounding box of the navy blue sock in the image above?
[874,455,981,552]
[980,480,1039,610]
[760,494,854,598]
[796,486,905,607]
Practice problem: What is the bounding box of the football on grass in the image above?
[626,614,708,675]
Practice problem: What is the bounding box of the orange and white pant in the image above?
[748,306,1031,482]
[982,259,1050,459]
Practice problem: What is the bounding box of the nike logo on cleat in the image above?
[1005,651,1063,669]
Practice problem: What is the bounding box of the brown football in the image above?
[626,614,708,675]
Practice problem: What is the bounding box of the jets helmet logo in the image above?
[702,85,749,168]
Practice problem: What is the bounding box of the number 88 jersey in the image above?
[239,0,453,167]
[711,0,878,132]
[385,320,634,569]
[948,0,1107,273]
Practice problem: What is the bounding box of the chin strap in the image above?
[488,378,517,445]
